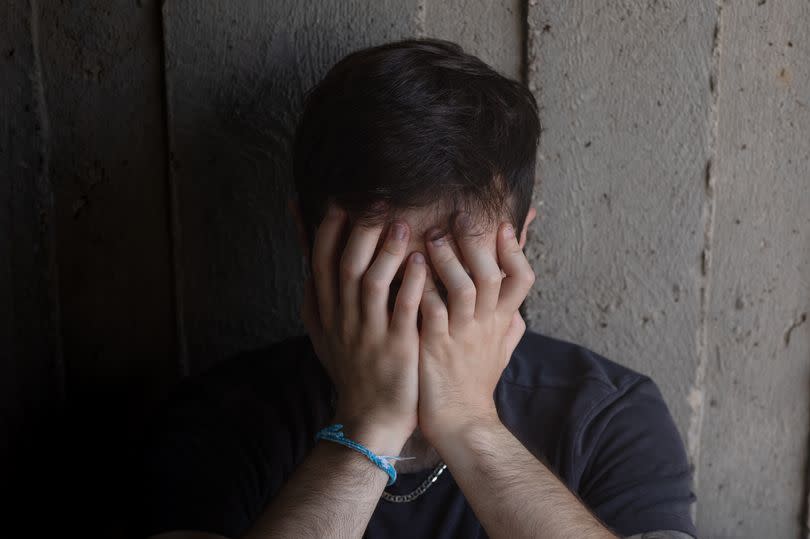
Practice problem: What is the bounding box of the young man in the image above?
[142,39,697,539]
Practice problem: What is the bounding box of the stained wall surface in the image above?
[3,1,808,537]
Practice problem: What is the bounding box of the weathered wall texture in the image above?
[3,0,809,537]
[526,2,810,537]
[699,2,810,537]
[525,0,715,444]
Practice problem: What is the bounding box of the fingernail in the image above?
[412,252,425,264]
[390,222,406,240]
[503,224,515,239]
[427,228,446,246]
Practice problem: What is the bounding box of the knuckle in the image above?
[522,268,537,287]
[426,305,447,320]
[454,282,477,302]
[362,273,388,294]
[339,258,364,282]
[396,295,420,311]
[481,271,503,288]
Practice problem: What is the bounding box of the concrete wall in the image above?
[3,1,808,537]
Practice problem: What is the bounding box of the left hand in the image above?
[417,213,535,447]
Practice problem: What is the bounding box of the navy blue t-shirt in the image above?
[141,330,697,538]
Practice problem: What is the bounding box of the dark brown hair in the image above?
[293,38,540,241]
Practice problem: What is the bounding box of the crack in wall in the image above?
[159,1,189,377]
[687,0,724,525]
[415,0,427,38]
[519,0,530,86]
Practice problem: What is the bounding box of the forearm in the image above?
[435,418,617,539]
[245,424,402,539]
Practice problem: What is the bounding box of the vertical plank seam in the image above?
[687,0,724,525]
[519,0,529,86]
[524,0,540,118]
[157,0,189,377]
[29,0,65,401]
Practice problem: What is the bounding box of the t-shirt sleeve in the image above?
[576,376,697,537]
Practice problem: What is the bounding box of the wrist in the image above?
[424,407,502,452]
[330,414,414,457]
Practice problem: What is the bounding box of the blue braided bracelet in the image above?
[315,423,405,486]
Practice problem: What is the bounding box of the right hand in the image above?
[301,202,426,455]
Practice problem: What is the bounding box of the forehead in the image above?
[352,204,502,243]
[361,205,501,286]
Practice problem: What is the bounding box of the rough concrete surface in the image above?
[527,1,810,537]
[697,2,810,537]
[526,0,716,442]
[424,0,524,80]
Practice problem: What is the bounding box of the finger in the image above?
[453,212,502,318]
[497,222,536,313]
[339,219,384,333]
[502,310,526,368]
[390,251,426,335]
[311,202,348,329]
[419,269,448,338]
[362,221,411,332]
[425,229,476,330]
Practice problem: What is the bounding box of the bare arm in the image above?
[245,204,423,538]
[148,432,396,539]
[148,204,425,539]
[243,204,423,538]
[433,418,617,539]
[243,423,405,539]
[418,217,616,539]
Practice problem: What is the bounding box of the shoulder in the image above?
[140,334,333,538]
[148,333,333,444]
[496,329,683,480]
[501,329,675,446]
[502,328,651,396]
[500,331,695,536]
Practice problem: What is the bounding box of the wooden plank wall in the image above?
[3,1,808,537]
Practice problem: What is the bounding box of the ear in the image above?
[287,197,311,261]
[518,206,537,249]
